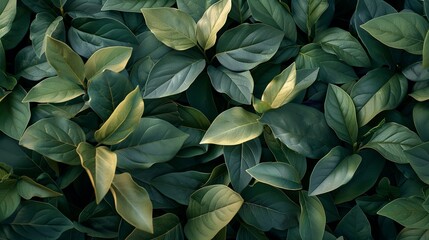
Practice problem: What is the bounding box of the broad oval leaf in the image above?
[102,0,175,13]
[404,142,429,185]
[0,0,17,39]
[30,13,65,58]
[113,117,188,170]
[1,201,73,240]
[46,36,85,85]
[196,0,231,50]
[351,68,408,126]
[0,180,20,221]
[334,206,372,240]
[94,87,144,145]
[402,62,429,82]
[16,176,62,200]
[207,66,254,105]
[397,228,429,240]
[361,12,429,54]
[309,146,361,196]
[15,46,56,81]
[77,142,117,204]
[239,183,299,231]
[84,46,132,80]
[324,84,358,145]
[246,162,302,190]
[110,173,153,233]
[0,85,31,140]
[291,0,328,35]
[378,196,429,229]
[23,76,84,103]
[260,103,339,158]
[184,185,243,240]
[143,51,206,98]
[19,117,86,165]
[363,122,422,164]
[126,213,184,240]
[200,107,263,145]
[216,23,284,71]
[141,7,197,51]
[299,191,326,240]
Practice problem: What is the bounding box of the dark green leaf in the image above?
[16,176,61,200]
[402,62,429,82]
[291,0,328,36]
[1,5,30,50]
[23,76,84,103]
[216,23,284,71]
[102,0,175,13]
[334,206,371,240]
[237,223,269,240]
[176,0,217,21]
[30,13,65,57]
[15,46,56,81]
[404,142,429,185]
[246,162,302,190]
[229,0,251,23]
[0,180,20,221]
[423,31,429,67]
[0,0,17,38]
[126,213,183,240]
[378,196,429,229]
[413,102,429,141]
[299,191,326,240]
[397,228,429,239]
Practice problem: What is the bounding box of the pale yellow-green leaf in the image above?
[261,62,297,109]
[85,46,132,80]
[22,76,84,103]
[77,142,117,204]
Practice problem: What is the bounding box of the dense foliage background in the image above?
[1,0,429,239]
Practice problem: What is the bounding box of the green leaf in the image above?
[413,102,429,141]
[239,183,299,231]
[77,142,117,204]
[334,206,371,240]
[363,122,422,164]
[216,23,284,71]
[1,201,73,240]
[94,87,144,145]
[246,162,302,190]
[410,85,429,102]
[207,66,254,105]
[143,51,206,98]
[351,68,408,126]
[141,7,197,51]
[151,171,210,205]
[46,36,85,86]
[423,31,429,68]
[402,62,429,82]
[113,117,188,170]
[0,85,31,140]
[177,0,217,21]
[0,180,20,221]
[196,0,231,50]
[260,103,338,159]
[20,117,86,165]
[126,213,184,240]
[314,27,370,67]
[378,196,429,229]
[404,142,429,185]
[0,0,17,38]
[16,176,62,200]
[361,12,429,54]
[30,13,65,58]
[87,70,134,121]
[397,228,429,240]
[237,223,269,240]
[261,62,296,109]
[110,173,153,233]
[248,0,297,41]
[15,46,56,81]
[200,107,263,145]
[23,76,84,103]
[84,46,132,80]
[1,5,30,50]
[224,138,261,192]
[102,0,175,13]
[309,146,361,196]
[324,84,358,145]
[299,191,326,240]
[184,185,243,240]
[291,0,328,36]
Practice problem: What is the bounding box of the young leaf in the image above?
[334,206,371,240]
[77,142,117,204]
[309,146,361,196]
[94,87,144,145]
[0,0,17,39]
[84,46,132,80]
[378,196,429,229]
[363,122,422,164]
[16,176,62,200]
[200,107,263,145]
[216,23,284,71]
[0,180,20,221]
[0,85,31,140]
[404,142,429,185]
[239,183,299,231]
[196,0,231,50]
[324,84,358,145]
[207,66,254,105]
[141,7,197,51]
[143,51,206,98]
[299,191,326,240]
[260,103,338,159]
[291,0,328,35]
[224,138,261,193]
[361,12,429,54]
[248,0,297,41]
[102,0,175,13]
[126,213,184,240]
[246,162,302,190]
[20,117,86,165]
[23,76,84,103]
[261,62,297,109]
[351,68,408,126]
[184,185,243,240]
[314,27,370,67]
[30,13,65,58]
[110,173,153,233]
[45,36,85,86]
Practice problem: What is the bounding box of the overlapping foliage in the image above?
[1,0,429,239]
